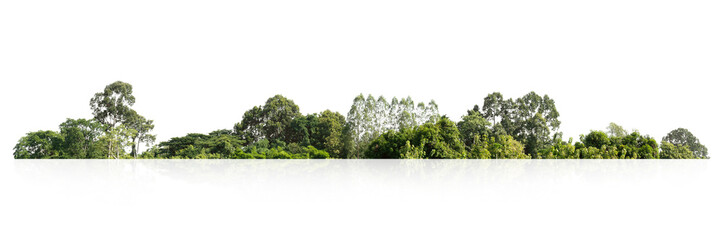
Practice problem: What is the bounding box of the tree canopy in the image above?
[14,83,710,159]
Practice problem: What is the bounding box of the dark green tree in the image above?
[457,110,491,152]
[235,95,301,144]
[58,118,105,158]
[14,130,64,159]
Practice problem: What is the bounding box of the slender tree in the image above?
[89,81,136,158]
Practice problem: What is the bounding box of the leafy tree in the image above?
[58,118,105,158]
[487,135,530,159]
[660,142,695,159]
[235,95,301,144]
[89,81,137,158]
[582,131,610,149]
[126,111,156,158]
[662,128,708,159]
[316,110,346,158]
[606,122,628,138]
[234,106,264,143]
[366,116,466,159]
[14,130,64,159]
[346,94,439,158]
[457,110,491,152]
[482,92,505,125]
[480,92,560,158]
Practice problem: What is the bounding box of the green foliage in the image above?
[366,116,466,159]
[480,92,560,158]
[662,128,708,159]
[156,130,244,158]
[346,94,440,158]
[582,131,610,149]
[234,95,302,145]
[606,122,628,138]
[58,118,105,158]
[487,135,530,159]
[660,142,695,159]
[457,110,491,153]
[17,86,707,160]
[14,130,64,159]
[126,112,156,158]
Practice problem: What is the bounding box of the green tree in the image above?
[366,116,466,159]
[456,110,491,152]
[662,128,708,159]
[345,94,439,158]
[660,142,695,159]
[482,92,506,125]
[317,110,346,158]
[582,131,610,149]
[89,81,137,158]
[126,111,156,158]
[488,135,530,159]
[58,118,105,158]
[14,130,64,159]
[235,95,301,144]
[606,122,628,138]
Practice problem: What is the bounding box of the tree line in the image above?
[14,81,709,159]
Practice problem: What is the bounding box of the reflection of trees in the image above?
[15,160,708,193]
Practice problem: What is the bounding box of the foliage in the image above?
[14,130,64,159]
[15,86,709,160]
[234,95,302,145]
[366,116,467,159]
[480,92,560,158]
[660,142,695,159]
[346,94,439,158]
[662,128,708,159]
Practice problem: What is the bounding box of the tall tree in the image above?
[126,111,156,158]
[482,92,505,125]
[346,93,439,158]
[89,81,136,158]
[662,128,708,159]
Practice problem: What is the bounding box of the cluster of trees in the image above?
[14,81,155,159]
[14,82,710,159]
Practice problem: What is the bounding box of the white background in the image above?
[1,0,721,239]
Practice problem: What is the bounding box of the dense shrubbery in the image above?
[14,82,710,159]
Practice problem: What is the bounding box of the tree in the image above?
[509,92,561,157]
[482,92,505,125]
[126,111,156,158]
[14,130,63,159]
[89,81,136,158]
[606,122,628,138]
[457,110,491,152]
[365,116,466,159]
[234,106,264,143]
[488,135,530,159]
[345,94,439,158]
[582,131,610,149]
[662,128,708,159]
[660,142,695,159]
[316,110,346,158]
[58,118,105,158]
[235,95,301,144]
